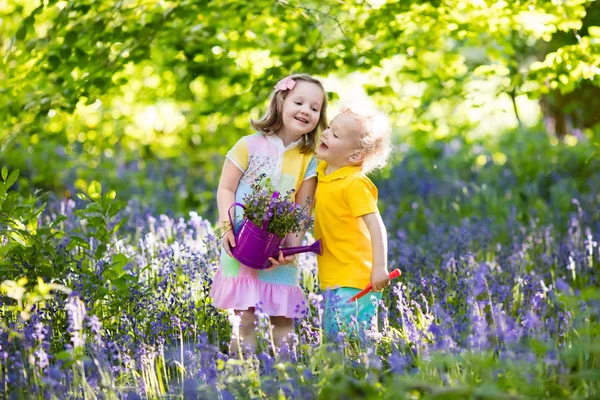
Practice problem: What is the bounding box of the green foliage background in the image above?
[1,2,600,398]
[1,0,599,216]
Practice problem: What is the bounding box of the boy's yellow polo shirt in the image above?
[314,161,379,290]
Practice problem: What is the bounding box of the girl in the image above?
[210,74,328,353]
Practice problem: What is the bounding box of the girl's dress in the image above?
[209,133,316,318]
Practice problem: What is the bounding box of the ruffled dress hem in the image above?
[210,269,307,319]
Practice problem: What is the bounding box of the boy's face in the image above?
[316,112,363,169]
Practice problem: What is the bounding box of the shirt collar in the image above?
[316,161,363,182]
[267,134,302,152]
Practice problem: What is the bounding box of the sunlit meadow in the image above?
[1,128,599,399]
[2,0,600,398]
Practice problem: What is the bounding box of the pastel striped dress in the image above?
[209,133,316,318]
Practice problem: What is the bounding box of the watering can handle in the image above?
[227,202,246,234]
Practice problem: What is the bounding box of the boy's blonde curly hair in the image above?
[340,103,392,174]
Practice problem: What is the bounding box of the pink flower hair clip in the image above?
[274,76,296,92]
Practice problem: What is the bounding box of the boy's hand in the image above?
[265,251,296,271]
[370,267,390,291]
[222,230,236,257]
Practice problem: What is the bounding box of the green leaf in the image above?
[111,253,129,270]
[6,170,19,189]
[16,15,35,41]
[27,215,39,232]
[48,55,60,70]
[111,217,129,235]
[16,25,27,41]
[9,231,29,247]
[64,31,78,46]
[58,45,71,60]
[103,258,127,280]
[87,217,105,228]
[49,215,67,228]
[111,277,130,293]
[1,167,7,181]
[84,202,102,213]
[87,181,102,200]
[588,26,600,38]
[68,235,90,250]
[102,268,119,281]
[54,351,72,361]
[94,243,107,259]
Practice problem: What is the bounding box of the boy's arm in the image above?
[361,211,390,291]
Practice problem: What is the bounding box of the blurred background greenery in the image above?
[1,0,599,219]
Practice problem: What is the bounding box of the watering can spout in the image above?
[280,239,322,258]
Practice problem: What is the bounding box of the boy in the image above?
[314,103,393,337]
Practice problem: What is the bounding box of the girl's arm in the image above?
[361,211,390,291]
[217,160,243,256]
[286,176,317,248]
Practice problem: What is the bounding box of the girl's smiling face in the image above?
[280,81,324,140]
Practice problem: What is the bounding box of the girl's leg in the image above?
[231,308,256,355]
[270,316,294,348]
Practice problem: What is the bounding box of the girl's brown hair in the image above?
[251,74,328,154]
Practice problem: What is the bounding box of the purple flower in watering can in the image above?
[228,177,322,269]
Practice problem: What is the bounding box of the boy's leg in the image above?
[352,290,382,337]
[323,288,382,339]
[322,288,344,338]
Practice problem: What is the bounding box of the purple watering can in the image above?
[227,200,322,270]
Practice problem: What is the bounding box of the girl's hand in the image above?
[265,251,295,271]
[370,267,390,291]
[222,229,236,257]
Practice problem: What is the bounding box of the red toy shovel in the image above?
[346,269,401,303]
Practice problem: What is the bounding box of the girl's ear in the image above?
[349,151,365,165]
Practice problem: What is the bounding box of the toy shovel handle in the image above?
[227,202,246,234]
[388,269,401,280]
[346,268,402,303]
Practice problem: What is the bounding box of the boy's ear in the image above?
[349,151,365,164]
